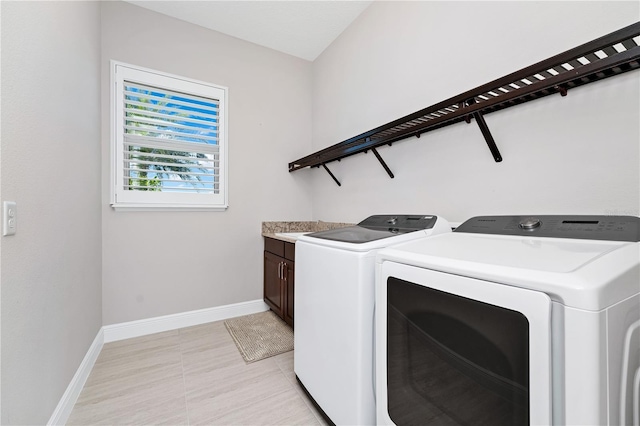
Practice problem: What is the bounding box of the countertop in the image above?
[262,221,353,243]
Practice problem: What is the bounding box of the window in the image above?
[111,61,228,210]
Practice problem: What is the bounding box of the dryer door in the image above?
[375,261,552,426]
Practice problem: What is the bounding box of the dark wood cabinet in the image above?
[264,251,284,317]
[284,261,295,326]
[263,237,295,327]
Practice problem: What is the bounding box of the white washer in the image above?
[294,215,451,425]
[375,215,640,426]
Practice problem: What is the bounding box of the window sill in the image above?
[111,203,228,212]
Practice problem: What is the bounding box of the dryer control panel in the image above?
[455,215,640,242]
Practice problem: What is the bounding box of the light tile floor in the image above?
[68,320,329,425]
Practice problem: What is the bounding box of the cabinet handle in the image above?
[282,263,287,281]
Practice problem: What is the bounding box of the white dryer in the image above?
[294,215,451,426]
[375,215,640,426]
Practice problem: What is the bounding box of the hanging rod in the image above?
[289,22,640,175]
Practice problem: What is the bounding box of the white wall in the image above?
[0,2,102,424]
[0,2,636,421]
[309,1,640,224]
[101,2,313,325]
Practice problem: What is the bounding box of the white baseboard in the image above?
[47,328,104,426]
[48,299,269,424]
[103,299,269,343]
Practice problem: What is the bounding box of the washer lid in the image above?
[387,232,625,273]
[307,215,438,244]
[298,215,451,252]
[378,232,639,310]
[304,226,409,244]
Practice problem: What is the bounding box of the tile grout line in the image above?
[275,353,323,426]
[177,328,192,426]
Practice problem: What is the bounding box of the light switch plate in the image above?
[3,201,17,236]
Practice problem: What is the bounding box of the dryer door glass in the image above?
[387,277,530,426]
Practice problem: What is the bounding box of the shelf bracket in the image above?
[322,164,341,186]
[371,148,395,178]
[465,98,503,163]
[555,85,568,97]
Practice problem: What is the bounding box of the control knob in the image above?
[519,217,541,230]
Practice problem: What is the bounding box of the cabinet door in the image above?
[264,251,284,317]
[284,261,295,327]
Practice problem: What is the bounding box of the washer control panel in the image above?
[455,215,640,242]
[358,215,437,231]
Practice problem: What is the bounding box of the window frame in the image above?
[110,61,229,211]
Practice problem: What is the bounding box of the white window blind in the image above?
[112,62,228,210]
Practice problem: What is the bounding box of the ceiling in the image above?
[124,1,373,61]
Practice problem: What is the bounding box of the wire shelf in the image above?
[289,22,640,183]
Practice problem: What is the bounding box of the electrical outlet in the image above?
[3,201,17,236]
